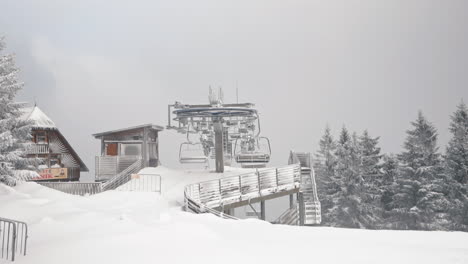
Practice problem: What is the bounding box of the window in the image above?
[36,132,47,144]
[121,144,141,156]
[50,156,61,168]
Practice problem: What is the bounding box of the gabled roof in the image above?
[92,123,164,138]
[21,106,89,172]
[20,106,56,129]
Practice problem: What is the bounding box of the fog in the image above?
[1,0,468,181]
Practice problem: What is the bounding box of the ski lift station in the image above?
[36,89,322,226]
[93,124,163,182]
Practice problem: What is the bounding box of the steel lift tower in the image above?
[167,88,271,173]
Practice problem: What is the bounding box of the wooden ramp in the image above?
[184,151,322,225]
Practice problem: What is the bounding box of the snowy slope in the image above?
[1,181,468,264]
[137,166,255,205]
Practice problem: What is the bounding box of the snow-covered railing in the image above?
[37,182,103,196]
[101,159,143,191]
[184,192,238,220]
[25,143,49,154]
[274,207,299,225]
[184,164,301,217]
[289,151,322,225]
[116,173,162,193]
[95,155,140,181]
[0,217,28,262]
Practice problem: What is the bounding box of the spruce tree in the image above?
[0,37,36,186]
[444,102,468,231]
[380,154,399,209]
[330,128,372,228]
[314,125,338,225]
[315,125,337,179]
[359,130,382,177]
[393,111,449,230]
[445,102,468,184]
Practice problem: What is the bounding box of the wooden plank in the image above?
[213,187,299,210]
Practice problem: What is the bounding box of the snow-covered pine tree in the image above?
[393,111,449,230]
[315,125,337,179]
[357,130,385,228]
[359,130,382,178]
[380,154,399,209]
[444,102,468,231]
[445,102,468,184]
[379,154,400,227]
[0,37,37,186]
[328,127,375,228]
[314,125,338,225]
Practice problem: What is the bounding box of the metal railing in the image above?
[289,151,322,225]
[184,191,238,220]
[184,163,301,215]
[95,155,140,181]
[274,207,299,225]
[101,159,143,191]
[117,173,162,193]
[37,182,103,196]
[0,217,28,262]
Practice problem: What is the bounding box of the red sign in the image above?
[35,168,68,180]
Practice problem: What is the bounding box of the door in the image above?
[106,143,118,156]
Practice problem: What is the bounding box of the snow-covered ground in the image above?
[1,167,468,264]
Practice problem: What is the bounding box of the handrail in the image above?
[183,163,301,218]
[0,217,28,262]
[37,182,102,196]
[117,173,162,193]
[102,158,143,191]
[289,151,322,225]
[274,207,299,225]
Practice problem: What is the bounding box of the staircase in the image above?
[274,206,299,225]
[101,158,143,191]
[289,151,322,225]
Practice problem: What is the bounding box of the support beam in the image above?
[213,187,300,211]
[298,192,305,226]
[214,119,224,173]
[260,201,266,221]
[289,194,294,209]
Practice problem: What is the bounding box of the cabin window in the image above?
[50,156,61,168]
[121,143,141,156]
[36,132,47,144]
[105,143,118,156]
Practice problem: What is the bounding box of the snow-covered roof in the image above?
[93,123,164,138]
[21,106,57,129]
[20,105,89,172]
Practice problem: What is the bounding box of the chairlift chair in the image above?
[179,142,209,164]
[234,136,271,168]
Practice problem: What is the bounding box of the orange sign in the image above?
[36,168,68,180]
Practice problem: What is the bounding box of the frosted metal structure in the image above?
[0,217,28,262]
[183,151,322,226]
[167,89,271,172]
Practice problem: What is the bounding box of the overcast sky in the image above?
[1,0,468,181]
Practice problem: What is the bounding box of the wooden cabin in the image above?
[21,106,89,181]
[93,124,163,182]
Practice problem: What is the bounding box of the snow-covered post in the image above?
[260,200,266,221]
[213,118,224,173]
[298,192,305,226]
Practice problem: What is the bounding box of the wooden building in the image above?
[21,106,89,181]
[93,124,163,182]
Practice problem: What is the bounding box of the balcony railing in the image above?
[25,143,49,154]
[95,155,140,181]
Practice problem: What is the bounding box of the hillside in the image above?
[1,178,467,264]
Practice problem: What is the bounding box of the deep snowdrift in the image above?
[1,168,468,264]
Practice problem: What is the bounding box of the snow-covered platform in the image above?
[1,182,468,264]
